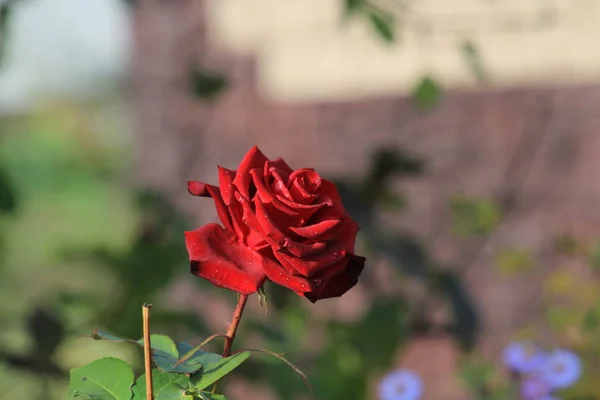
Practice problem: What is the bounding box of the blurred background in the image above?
[1,0,600,399]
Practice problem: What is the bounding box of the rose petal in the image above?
[288,169,321,204]
[281,237,328,258]
[250,168,300,217]
[275,193,329,212]
[218,166,237,205]
[253,197,286,245]
[302,255,366,303]
[289,169,321,192]
[316,179,343,209]
[338,218,360,253]
[187,180,211,197]
[289,218,343,240]
[235,192,276,249]
[203,185,235,233]
[233,146,269,199]
[267,157,294,175]
[253,198,326,258]
[274,246,347,277]
[185,224,267,294]
[290,179,315,204]
[261,257,310,293]
[228,200,249,242]
[269,169,293,200]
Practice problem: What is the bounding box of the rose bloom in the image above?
[185,146,366,302]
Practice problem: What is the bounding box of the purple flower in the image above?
[378,369,423,400]
[502,341,547,374]
[539,349,582,389]
[521,377,552,400]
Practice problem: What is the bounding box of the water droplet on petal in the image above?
[312,278,323,287]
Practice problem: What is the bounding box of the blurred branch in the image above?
[0,351,64,377]
[459,95,556,276]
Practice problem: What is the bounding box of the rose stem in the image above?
[211,293,249,394]
[142,303,154,400]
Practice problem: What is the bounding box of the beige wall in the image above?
[208,0,600,101]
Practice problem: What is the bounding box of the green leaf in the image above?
[189,67,228,100]
[131,369,189,400]
[461,40,488,84]
[147,335,220,374]
[367,11,394,43]
[344,0,364,14]
[173,341,223,372]
[87,329,222,374]
[412,76,442,111]
[87,329,133,343]
[190,352,251,390]
[197,393,227,400]
[69,357,134,400]
[154,385,193,400]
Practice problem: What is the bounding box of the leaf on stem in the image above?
[69,357,134,400]
[86,329,224,374]
[131,369,189,400]
[190,352,251,390]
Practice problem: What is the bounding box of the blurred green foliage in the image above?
[412,76,443,111]
[495,249,534,276]
[450,196,502,237]
[189,67,228,101]
[461,41,489,85]
[343,0,396,43]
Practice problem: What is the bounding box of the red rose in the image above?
[184,146,365,302]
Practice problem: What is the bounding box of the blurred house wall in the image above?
[209,0,600,101]
[132,0,600,379]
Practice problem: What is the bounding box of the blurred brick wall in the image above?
[132,1,600,398]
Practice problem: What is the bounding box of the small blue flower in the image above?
[540,349,582,389]
[378,369,423,400]
[502,341,547,374]
[521,376,552,400]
